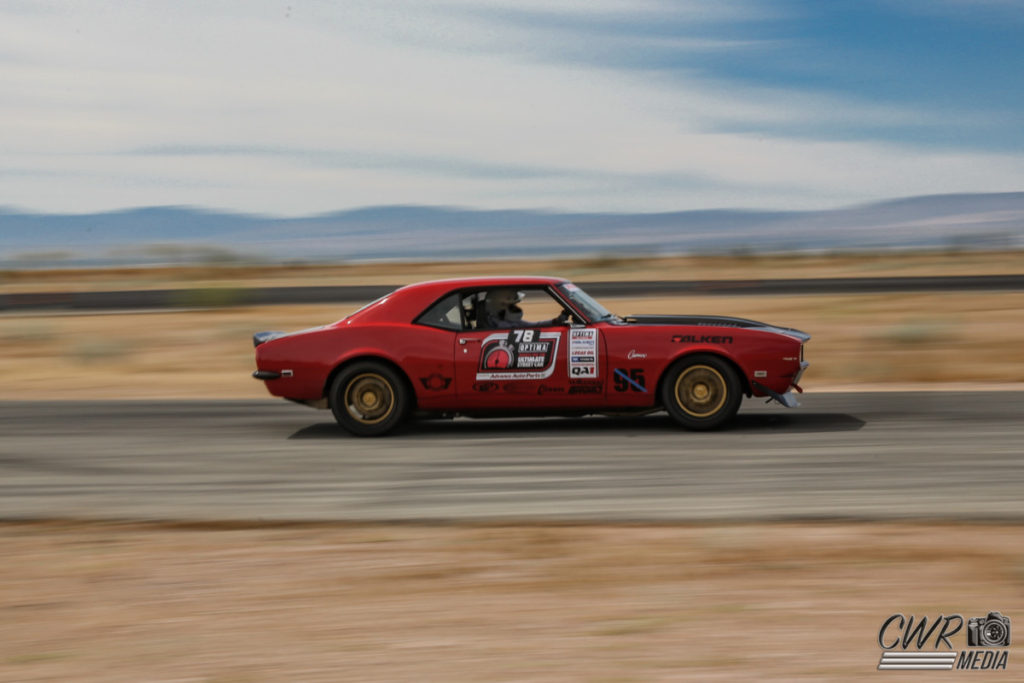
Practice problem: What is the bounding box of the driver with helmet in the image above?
[482,288,568,328]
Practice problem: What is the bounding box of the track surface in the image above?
[1,392,1022,521]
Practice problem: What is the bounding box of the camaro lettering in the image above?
[671,334,734,344]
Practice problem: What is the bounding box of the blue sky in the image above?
[2,0,1024,215]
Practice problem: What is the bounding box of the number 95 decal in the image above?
[613,368,647,393]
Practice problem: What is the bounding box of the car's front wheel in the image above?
[330,361,410,436]
[661,354,742,430]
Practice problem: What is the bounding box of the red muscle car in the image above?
[252,277,809,435]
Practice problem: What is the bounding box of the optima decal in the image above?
[671,334,734,344]
[476,329,560,380]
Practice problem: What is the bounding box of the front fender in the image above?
[660,346,753,395]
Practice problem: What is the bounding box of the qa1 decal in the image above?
[477,329,561,381]
[568,328,599,379]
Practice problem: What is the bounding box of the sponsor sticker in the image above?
[568,328,599,379]
[671,334,734,344]
[476,329,561,381]
[419,373,452,390]
[613,368,647,393]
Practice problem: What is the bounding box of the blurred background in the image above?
[3,0,1024,397]
[3,1,1024,680]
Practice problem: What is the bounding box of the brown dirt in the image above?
[1,522,1020,681]
[1,291,1023,399]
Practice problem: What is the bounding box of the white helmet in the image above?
[485,288,522,316]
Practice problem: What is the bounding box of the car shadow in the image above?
[287,412,865,440]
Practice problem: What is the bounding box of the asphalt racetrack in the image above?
[1,392,1022,522]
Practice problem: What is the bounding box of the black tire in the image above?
[329,361,410,436]
[661,354,742,431]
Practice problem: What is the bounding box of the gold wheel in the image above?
[344,373,395,424]
[673,364,728,418]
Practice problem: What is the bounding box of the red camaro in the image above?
[253,277,809,436]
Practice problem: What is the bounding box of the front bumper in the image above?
[752,361,808,408]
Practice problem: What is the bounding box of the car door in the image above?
[454,286,609,408]
[455,325,568,406]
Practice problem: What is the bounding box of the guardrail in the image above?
[3,275,1023,312]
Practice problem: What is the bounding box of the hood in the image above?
[623,314,810,343]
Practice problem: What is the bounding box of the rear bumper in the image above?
[253,370,280,380]
[252,369,293,381]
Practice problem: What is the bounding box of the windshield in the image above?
[558,283,615,322]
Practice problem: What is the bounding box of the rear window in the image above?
[414,293,463,331]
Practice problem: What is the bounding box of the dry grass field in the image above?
[3,251,1022,398]
[4,249,1023,293]
[2,521,1021,682]
[1,291,1022,399]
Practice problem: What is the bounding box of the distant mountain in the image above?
[2,193,1022,267]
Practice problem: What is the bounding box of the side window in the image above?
[414,293,464,331]
[471,287,567,329]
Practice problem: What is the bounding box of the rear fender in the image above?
[323,352,416,409]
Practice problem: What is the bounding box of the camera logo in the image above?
[967,612,1011,648]
[877,611,1011,672]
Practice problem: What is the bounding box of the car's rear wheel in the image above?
[330,361,409,436]
[661,354,742,430]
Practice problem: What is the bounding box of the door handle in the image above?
[459,338,482,345]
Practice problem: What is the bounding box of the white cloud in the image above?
[1,0,1022,215]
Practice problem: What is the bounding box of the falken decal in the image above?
[671,334,734,344]
[568,328,599,379]
[476,329,561,380]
